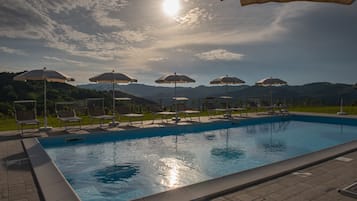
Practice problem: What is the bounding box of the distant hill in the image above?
[79,82,357,106]
[0,72,158,117]
[79,83,248,102]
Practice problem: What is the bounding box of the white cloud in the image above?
[43,56,84,66]
[0,46,28,55]
[114,30,147,43]
[195,49,244,61]
[177,7,212,27]
[148,57,165,62]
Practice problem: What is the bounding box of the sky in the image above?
[0,0,356,86]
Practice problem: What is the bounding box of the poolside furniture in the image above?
[14,100,40,135]
[175,97,201,122]
[151,101,176,124]
[203,97,230,119]
[116,98,144,126]
[277,104,289,115]
[55,102,82,130]
[230,103,248,118]
[86,98,114,127]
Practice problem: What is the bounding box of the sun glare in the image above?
[162,0,180,17]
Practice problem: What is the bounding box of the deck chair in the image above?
[86,98,114,127]
[229,101,248,118]
[55,102,82,130]
[116,98,144,126]
[14,100,40,135]
[176,97,200,122]
[203,97,229,119]
[151,100,176,124]
[277,104,289,115]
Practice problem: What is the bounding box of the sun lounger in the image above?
[204,97,230,119]
[14,100,40,135]
[87,98,114,127]
[116,98,144,126]
[176,97,200,122]
[55,102,81,129]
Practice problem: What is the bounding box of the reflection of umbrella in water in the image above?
[260,122,287,152]
[93,164,140,184]
[211,129,244,160]
[14,67,74,131]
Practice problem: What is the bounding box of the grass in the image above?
[289,106,357,115]
[1,106,357,132]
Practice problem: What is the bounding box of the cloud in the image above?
[177,7,213,27]
[148,57,166,62]
[43,56,84,66]
[195,49,244,61]
[0,46,28,55]
[114,30,147,43]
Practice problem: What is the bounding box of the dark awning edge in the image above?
[241,0,355,6]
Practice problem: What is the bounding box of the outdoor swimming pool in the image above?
[40,115,357,201]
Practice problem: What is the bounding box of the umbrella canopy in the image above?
[89,71,137,83]
[89,70,137,126]
[256,77,287,107]
[13,67,74,130]
[256,77,287,86]
[210,75,245,117]
[155,72,195,122]
[14,67,74,82]
[210,75,245,85]
[155,73,195,84]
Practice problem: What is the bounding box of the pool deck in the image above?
[0,112,357,201]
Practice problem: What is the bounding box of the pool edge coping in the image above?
[22,138,81,201]
[23,113,357,201]
[134,140,357,201]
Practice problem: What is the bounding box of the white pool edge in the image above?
[23,114,357,201]
[133,140,357,201]
[22,138,81,201]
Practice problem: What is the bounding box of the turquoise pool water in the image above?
[40,116,357,201]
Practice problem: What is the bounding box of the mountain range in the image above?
[79,82,357,106]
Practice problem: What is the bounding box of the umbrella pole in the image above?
[112,81,116,125]
[270,86,273,107]
[44,79,47,128]
[174,74,178,123]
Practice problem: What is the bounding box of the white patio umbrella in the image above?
[210,75,245,117]
[256,77,287,106]
[155,72,195,122]
[13,67,74,131]
[89,70,137,126]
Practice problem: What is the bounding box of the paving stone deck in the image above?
[0,139,41,201]
[211,151,357,201]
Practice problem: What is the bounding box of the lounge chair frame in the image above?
[14,100,40,135]
[86,98,114,127]
[55,102,82,130]
[204,97,229,119]
[116,98,144,126]
[176,99,200,122]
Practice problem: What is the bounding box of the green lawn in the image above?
[1,106,357,132]
[289,106,357,115]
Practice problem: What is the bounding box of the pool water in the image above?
[41,117,357,201]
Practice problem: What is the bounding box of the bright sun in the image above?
[162,0,180,17]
